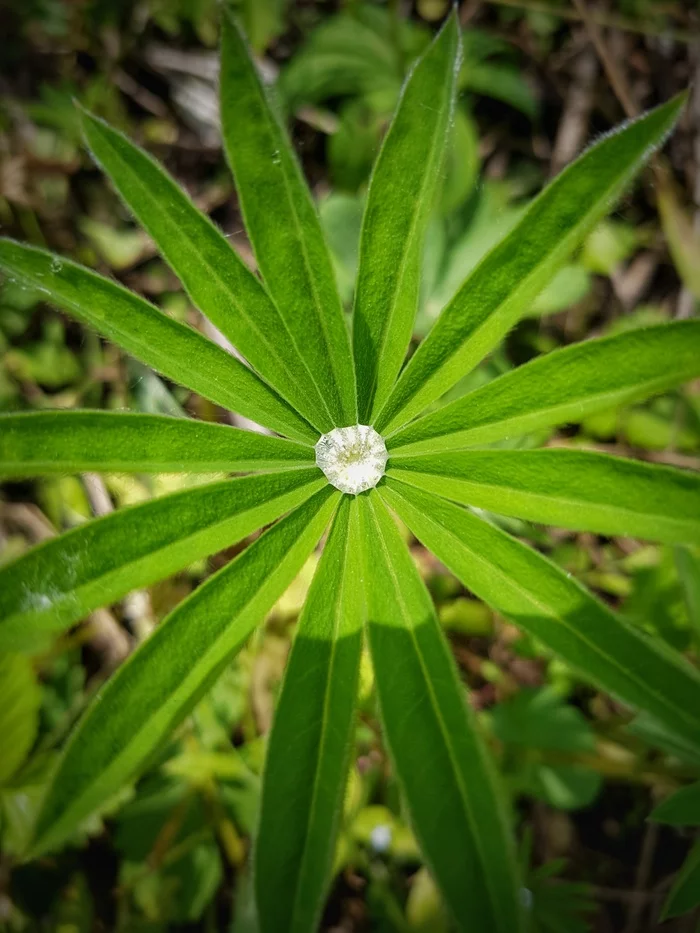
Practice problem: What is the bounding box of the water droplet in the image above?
[369,824,392,853]
[271,149,281,165]
[315,425,388,495]
[50,257,64,273]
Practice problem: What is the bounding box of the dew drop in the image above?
[315,424,388,495]
[50,257,64,273]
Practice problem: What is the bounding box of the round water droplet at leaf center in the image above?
[315,425,388,495]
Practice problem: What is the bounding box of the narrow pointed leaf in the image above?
[30,487,339,857]
[389,321,700,454]
[255,497,363,933]
[651,782,700,826]
[359,493,523,933]
[353,12,461,421]
[675,546,700,642]
[0,470,325,650]
[80,110,330,431]
[390,449,700,545]
[0,411,314,477]
[0,239,316,443]
[661,839,700,920]
[382,479,700,749]
[376,96,686,435]
[220,12,356,426]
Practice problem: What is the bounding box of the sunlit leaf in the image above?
[381,478,700,749]
[0,470,325,650]
[220,11,356,426]
[390,448,700,545]
[0,411,314,477]
[353,11,461,420]
[376,95,686,435]
[0,239,316,443]
[389,321,700,455]
[30,487,339,856]
[80,109,329,431]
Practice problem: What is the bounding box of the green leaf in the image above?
[390,448,700,545]
[491,688,596,754]
[675,546,700,641]
[0,469,325,651]
[0,654,41,784]
[0,411,314,477]
[661,839,700,920]
[30,487,339,856]
[255,496,363,933]
[376,95,687,435]
[279,11,403,111]
[359,492,524,933]
[79,109,330,433]
[389,321,700,454]
[651,782,700,826]
[352,12,461,422]
[381,478,700,749]
[0,239,316,444]
[220,12,356,426]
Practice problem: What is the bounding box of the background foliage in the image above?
[1,0,700,930]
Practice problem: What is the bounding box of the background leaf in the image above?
[0,654,41,784]
[651,782,700,826]
[661,839,700,920]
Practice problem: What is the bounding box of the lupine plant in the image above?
[1,10,700,932]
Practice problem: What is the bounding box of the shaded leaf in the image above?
[651,782,700,826]
[662,839,700,920]
[360,492,523,933]
[255,497,363,933]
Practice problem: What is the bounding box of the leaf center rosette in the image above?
[315,425,388,494]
